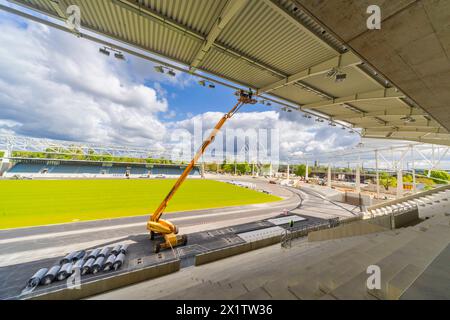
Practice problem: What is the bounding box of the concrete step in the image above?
[236,287,272,300]
[258,282,299,300]
[226,237,368,293]
[367,224,450,299]
[217,237,365,289]
[250,233,395,298]
[318,228,422,293]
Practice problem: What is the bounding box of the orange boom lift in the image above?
[147,90,257,253]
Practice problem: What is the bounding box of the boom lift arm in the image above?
[147,90,257,253]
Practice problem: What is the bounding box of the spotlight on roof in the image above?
[154,66,164,73]
[260,100,272,106]
[114,52,125,60]
[326,68,347,83]
[198,80,215,88]
[99,47,110,56]
[329,122,336,127]
[335,73,347,82]
[401,115,416,123]
[325,68,338,79]
[167,69,176,77]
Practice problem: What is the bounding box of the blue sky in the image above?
[0,2,362,162]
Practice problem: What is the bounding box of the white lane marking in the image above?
[0,199,299,245]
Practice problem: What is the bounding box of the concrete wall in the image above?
[308,220,388,241]
[393,208,420,228]
[368,185,450,211]
[195,224,331,266]
[29,260,180,300]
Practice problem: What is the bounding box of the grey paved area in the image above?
[401,244,450,300]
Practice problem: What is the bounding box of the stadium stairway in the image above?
[150,213,450,300]
[366,186,450,220]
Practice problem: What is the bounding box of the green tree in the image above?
[379,172,397,190]
[294,164,311,177]
[424,170,450,184]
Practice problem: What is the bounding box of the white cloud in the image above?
[166,111,360,161]
[0,14,361,161]
[0,17,169,147]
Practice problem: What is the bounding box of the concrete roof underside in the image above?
[7,0,450,146]
[297,0,450,145]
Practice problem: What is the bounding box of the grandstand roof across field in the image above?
[8,157,195,168]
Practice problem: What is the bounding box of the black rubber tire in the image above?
[150,231,154,240]
[153,242,160,254]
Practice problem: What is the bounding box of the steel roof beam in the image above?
[331,108,426,120]
[47,0,66,18]
[258,51,361,94]
[363,135,450,147]
[190,0,247,72]
[112,0,286,78]
[263,0,337,52]
[302,88,405,110]
[362,127,448,134]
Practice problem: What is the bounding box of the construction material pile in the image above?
[25,243,129,289]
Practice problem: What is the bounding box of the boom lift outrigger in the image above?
[147,90,258,253]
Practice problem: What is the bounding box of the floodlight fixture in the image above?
[99,47,110,56]
[335,73,347,82]
[154,65,164,73]
[114,52,125,60]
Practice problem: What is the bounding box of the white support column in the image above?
[269,162,273,178]
[287,163,290,181]
[355,164,361,194]
[411,146,416,193]
[201,162,205,178]
[305,161,309,180]
[397,168,403,198]
[327,164,332,188]
[375,150,380,198]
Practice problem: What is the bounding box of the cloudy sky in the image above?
[0,4,363,163]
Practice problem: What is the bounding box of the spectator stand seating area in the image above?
[3,160,201,179]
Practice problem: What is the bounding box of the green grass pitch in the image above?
[0,179,282,229]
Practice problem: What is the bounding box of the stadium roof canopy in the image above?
[4,0,450,146]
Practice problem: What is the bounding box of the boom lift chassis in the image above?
[147,90,257,253]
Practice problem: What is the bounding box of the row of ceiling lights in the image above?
[98,46,125,60]
[151,64,355,133]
